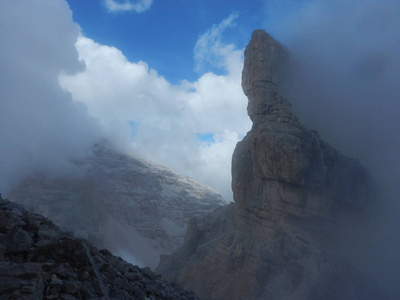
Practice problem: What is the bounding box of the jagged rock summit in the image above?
[0,196,199,299]
[235,29,369,216]
[9,141,225,269]
[157,30,384,300]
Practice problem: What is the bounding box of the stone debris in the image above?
[0,197,198,300]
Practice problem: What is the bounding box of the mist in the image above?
[269,0,400,298]
[0,0,102,195]
[1,0,399,296]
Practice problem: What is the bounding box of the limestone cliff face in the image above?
[157,30,383,300]
[234,30,369,217]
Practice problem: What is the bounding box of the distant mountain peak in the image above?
[10,141,225,269]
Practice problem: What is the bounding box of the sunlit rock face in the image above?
[9,141,225,269]
[157,30,385,300]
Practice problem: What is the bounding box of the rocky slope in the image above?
[9,141,225,269]
[157,30,385,300]
[0,196,199,299]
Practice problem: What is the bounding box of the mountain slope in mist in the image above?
[9,141,226,269]
[157,30,386,300]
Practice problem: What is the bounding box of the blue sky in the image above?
[66,0,269,83]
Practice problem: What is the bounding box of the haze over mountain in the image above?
[1,0,400,207]
[157,30,388,300]
[274,2,400,297]
[9,141,225,269]
[1,1,400,298]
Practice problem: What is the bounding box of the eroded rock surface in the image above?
[9,141,225,268]
[157,30,384,300]
[0,197,198,300]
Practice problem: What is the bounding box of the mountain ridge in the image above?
[9,140,226,269]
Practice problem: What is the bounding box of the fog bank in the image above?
[270,0,400,298]
[0,0,102,195]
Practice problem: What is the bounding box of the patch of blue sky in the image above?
[65,0,265,84]
[129,120,137,137]
[196,132,215,144]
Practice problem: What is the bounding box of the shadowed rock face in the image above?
[242,30,289,121]
[0,197,199,300]
[234,30,369,215]
[157,30,384,300]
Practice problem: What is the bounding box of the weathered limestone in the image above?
[157,30,383,300]
[234,30,369,215]
[242,30,289,120]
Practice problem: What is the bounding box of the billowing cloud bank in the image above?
[0,0,250,201]
[60,14,250,201]
[268,0,400,298]
[0,0,101,195]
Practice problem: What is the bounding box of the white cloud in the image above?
[194,13,239,73]
[104,0,153,13]
[60,16,251,201]
[0,0,249,201]
[0,0,102,195]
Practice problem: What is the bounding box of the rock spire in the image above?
[157,30,384,300]
[233,29,369,214]
[242,30,288,120]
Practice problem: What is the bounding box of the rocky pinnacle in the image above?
[242,30,288,120]
[233,29,369,213]
[157,30,382,300]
